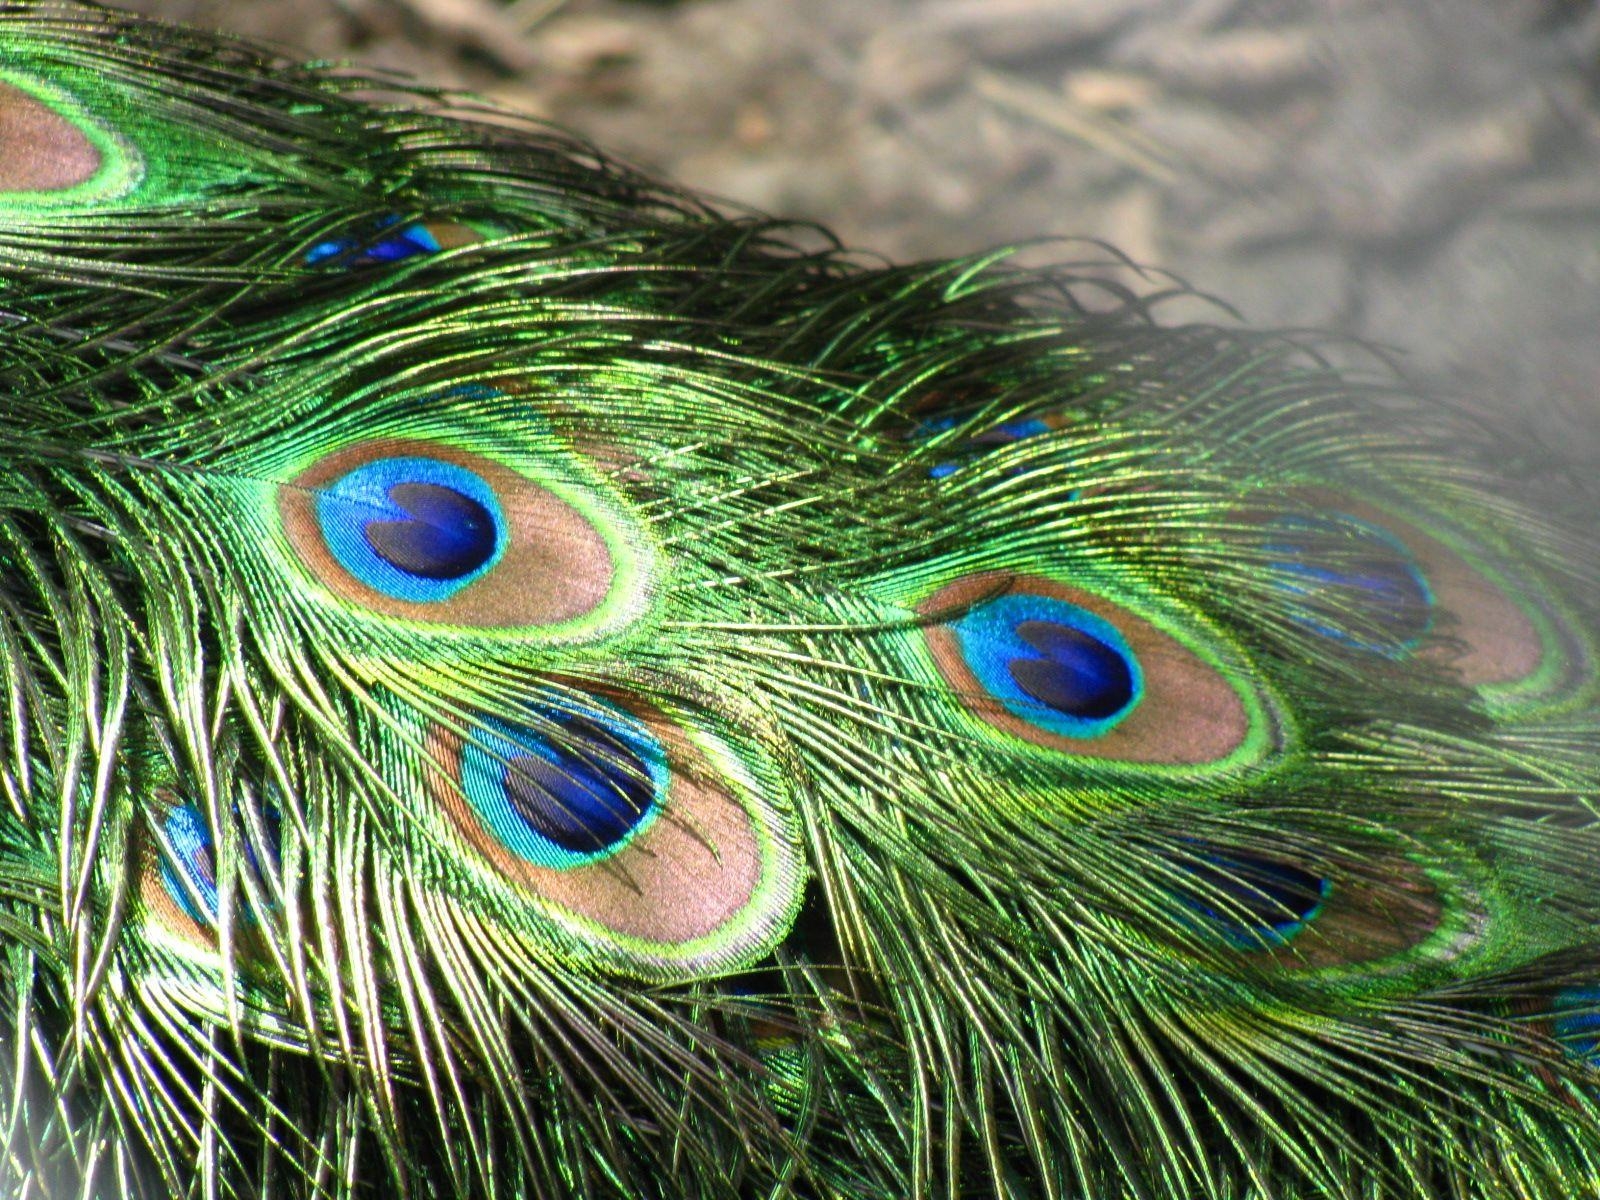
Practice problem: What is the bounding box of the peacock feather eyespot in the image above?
[0,75,96,193]
[1553,988,1600,1068]
[1290,489,1590,708]
[1185,848,1489,979]
[142,799,281,950]
[917,571,1277,769]
[277,436,653,639]
[418,692,804,977]
[1263,513,1435,657]
[158,804,221,928]
[0,56,170,209]
[0,70,123,200]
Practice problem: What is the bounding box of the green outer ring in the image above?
[261,438,660,646]
[894,563,1285,780]
[408,710,804,981]
[0,66,141,207]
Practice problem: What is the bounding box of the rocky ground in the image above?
[126,0,1600,459]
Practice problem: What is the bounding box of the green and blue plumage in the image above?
[1,3,1599,1197]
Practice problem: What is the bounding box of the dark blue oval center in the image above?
[314,455,507,604]
[502,716,655,854]
[1170,846,1329,948]
[458,704,667,868]
[364,482,498,581]
[1265,515,1433,656]
[1009,619,1137,721]
[949,593,1145,739]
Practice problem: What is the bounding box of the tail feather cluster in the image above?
[1,4,1598,1198]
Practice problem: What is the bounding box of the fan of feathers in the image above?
[1,3,1599,1198]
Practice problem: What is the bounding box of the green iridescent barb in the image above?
[2,3,1599,1197]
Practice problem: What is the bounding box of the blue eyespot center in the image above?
[315,456,506,604]
[459,704,666,868]
[503,718,654,853]
[1265,515,1433,656]
[1169,846,1329,949]
[363,482,498,581]
[1009,620,1137,720]
[305,217,442,267]
[912,414,1053,478]
[950,594,1143,738]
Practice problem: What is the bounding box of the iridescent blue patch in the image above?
[458,703,667,869]
[305,219,442,267]
[159,804,279,928]
[1265,515,1433,657]
[951,594,1143,738]
[160,805,219,925]
[1168,845,1330,949]
[315,456,506,604]
[1553,987,1600,1067]
[920,415,1052,479]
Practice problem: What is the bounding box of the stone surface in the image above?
[122,0,1600,460]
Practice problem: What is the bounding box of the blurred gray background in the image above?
[124,0,1600,459]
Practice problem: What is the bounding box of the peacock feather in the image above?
[2,4,1599,1198]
